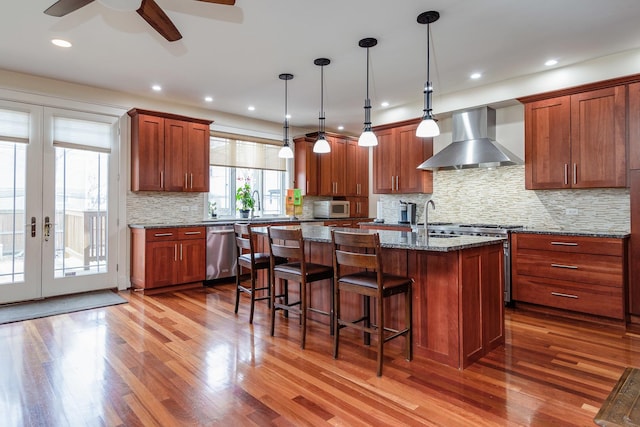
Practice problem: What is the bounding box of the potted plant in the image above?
[208,201,217,218]
[235,183,254,218]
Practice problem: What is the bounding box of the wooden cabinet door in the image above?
[630,170,640,315]
[178,239,206,284]
[164,119,188,191]
[372,127,397,193]
[346,138,369,196]
[186,122,210,192]
[630,82,640,170]
[318,136,346,196]
[294,138,318,196]
[131,114,165,191]
[146,240,179,288]
[524,96,572,189]
[571,86,626,188]
[396,123,432,194]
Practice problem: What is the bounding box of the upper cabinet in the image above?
[128,108,212,192]
[373,119,433,194]
[346,137,369,197]
[521,83,627,189]
[318,135,347,196]
[294,132,369,198]
[629,81,640,171]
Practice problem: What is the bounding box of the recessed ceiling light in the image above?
[470,72,482,80]
[248,106,255,111]
[204,96,213,102]
[286,114,291,119]
[381,101,389,107]
[51,39,72,48]
[338,125,344,131]
[151,84,162,92]
[545,59,558,66]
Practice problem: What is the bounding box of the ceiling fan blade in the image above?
[196,0,236,5]
[136,0,182,42]
[44,0,95,17]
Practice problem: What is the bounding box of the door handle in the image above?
[43,216,52,241]
[31,217,36,237]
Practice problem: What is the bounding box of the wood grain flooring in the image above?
[1,283,639,426]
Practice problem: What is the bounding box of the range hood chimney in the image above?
[416,106,522,170]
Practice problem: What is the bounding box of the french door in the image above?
[0,100,119,304]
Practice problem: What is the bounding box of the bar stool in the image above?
[267,226,334,349]
[331,229,413,377]
[233,223,285,324]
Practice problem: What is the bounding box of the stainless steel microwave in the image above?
[313,200,350,218]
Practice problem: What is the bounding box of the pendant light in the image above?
[416,11,440,138]
[278,73,294,159]
[358,37,378,147]
[313,58,331,154]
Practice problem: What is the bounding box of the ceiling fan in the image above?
[44,0,236,42]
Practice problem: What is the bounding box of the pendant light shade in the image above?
[358,37,378,147]
[278,73,294,159]
[416,11,440,138]
[313,58,331,154]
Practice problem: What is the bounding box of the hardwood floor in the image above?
[2,283,639,426]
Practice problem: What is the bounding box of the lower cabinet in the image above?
[131,227,206,291]
[512,233,627,319]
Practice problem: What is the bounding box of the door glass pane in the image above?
[0,141,26,284]
[54,147,108,278]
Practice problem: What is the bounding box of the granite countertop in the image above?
[129,217,328,229]
[251,224,505,253]
[512,228,630,239]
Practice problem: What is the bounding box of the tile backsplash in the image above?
[375,165,629,231]
[127,165,630,232]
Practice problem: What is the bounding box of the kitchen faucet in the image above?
[250,190,261,219]
[424,199,435,233]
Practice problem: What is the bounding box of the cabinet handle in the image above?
[185,173,188,189]
[174,244,178,261]
[391,175,394,191]
[551,292,578,299]
[551,241,578,246]
[184,231,201,235]
[190,173,193,189]
[563,164,568,185]
[160,171,164,189]
[573,163,577,185]
[396,176,399,191]
[180,243,183,261]
[154,233,174,237]
[306,180,309,194]
[551,263,578,269]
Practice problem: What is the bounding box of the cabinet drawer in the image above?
[514,233,623,256]
[178,227,205,240]
[513,275,624,319]
[514,248,624,287]
[145,228,178,241]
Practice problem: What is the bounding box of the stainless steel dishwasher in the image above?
[206,225,237,280]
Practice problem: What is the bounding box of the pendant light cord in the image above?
[319,64,325,135]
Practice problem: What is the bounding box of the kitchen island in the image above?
[253,224,506,369]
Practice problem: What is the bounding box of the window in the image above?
[208,135,288,218]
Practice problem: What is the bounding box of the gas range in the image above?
[427,222,524,237]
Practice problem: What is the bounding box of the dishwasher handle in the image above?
[208,229,235,235]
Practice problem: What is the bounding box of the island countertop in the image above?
[252,224,505,252]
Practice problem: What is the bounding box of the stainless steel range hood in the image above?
[417,106,522,170]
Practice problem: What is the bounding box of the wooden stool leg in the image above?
[406,286,413,361]
[234,269,241,314]
[333,282,340,359]
[300,280,307,349]
[249,270,256,324]
[363,295,371,346]
[377,295,384,377]
[270,276,278,337]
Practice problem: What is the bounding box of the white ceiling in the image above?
[3,0,640,135]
